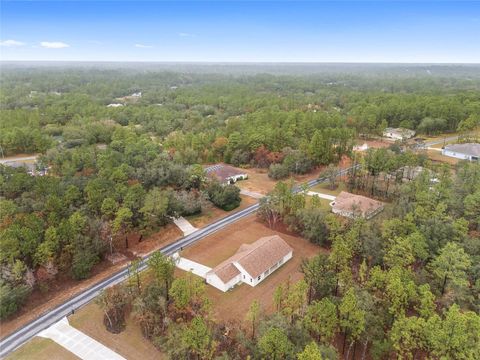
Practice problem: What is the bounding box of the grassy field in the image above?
[69,302,165,360]
[5,337,79,360]
[309,181,346,196]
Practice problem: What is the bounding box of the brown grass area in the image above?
[237,164,346,196]
[131,223,182,256]
[5,337,79,360]
[180,215,323,323]
[426,150,460,165]
[356,139,391,149]
[187,195,258,228]
[237,168,278,194]
[69,302,165,360]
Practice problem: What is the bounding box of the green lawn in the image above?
[6,337,79,360]
[309,182,346,196]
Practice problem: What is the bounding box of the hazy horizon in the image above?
[1,1,479,63]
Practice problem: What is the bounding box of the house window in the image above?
[243,275,245,279]
[250,278,252,282]
[258,276,261,281]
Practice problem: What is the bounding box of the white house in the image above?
[442,143,480,161]
[107,103,124,108]
[204,164,248,185]
[205,235,293,292]
[330,191,384,219]
[383,127,416,141]
[353,143,369,152]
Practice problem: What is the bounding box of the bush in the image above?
[207,182,241,211]
[71,237,100,280]
[0,280,30,320]
[283,150,314,174]
[173,190,205,216]
[268,163,290,180]
[297,208,330,246]
[230,150,251,167]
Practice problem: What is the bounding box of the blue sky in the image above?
[1,1,479,63]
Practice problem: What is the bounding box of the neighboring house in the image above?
[383,127,416,140]
[204,164,248,184]
[330,191,384,219]
[1,161,47,176]
[389,166,438,183]
[107,103,124,108]
[441,143,480,161]
[353,143,369,152]
[205,235,293,292]
[131,91,142,97]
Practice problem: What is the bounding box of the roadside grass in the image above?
[309,181,346,196]
[5,337,79,360]
[69,301,164,360]
[426,150,460,165]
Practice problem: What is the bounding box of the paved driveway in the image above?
[37,317,125,360]
[173,253,212,278]
[240,189,264,199]
[172,216,198,235]
[307,191,336,201]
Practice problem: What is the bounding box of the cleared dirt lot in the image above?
[181,215,324,323]
[5,337,79,360]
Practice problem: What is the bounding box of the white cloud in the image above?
[178,32,196,38]
[134,43,153,48]
[40,41,70,49]
[0,39,25,47]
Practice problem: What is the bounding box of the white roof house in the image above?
[204,164,248,185]
[107,103,124,108]
[353,143,369,152]
[330,191,385,220]
[205,235,293,292]
[442,143,480,161]
[383,128,416,140]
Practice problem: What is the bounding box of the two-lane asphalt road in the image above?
[423,135,460,147]
[0,165,358,357]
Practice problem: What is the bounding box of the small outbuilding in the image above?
[330,191,384,219]
[205,235,293,292]
[383,127,416,141]
[204,164,248,185]
[441,143,480,161]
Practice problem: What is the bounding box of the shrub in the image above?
[207,182,241,211]
[268,163,290,180]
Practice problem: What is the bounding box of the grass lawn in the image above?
[69,301,165,360]
[306,196,332,212]
[309,182,346,196]
[5,337,79,360]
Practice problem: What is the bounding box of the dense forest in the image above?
[1,64,480,358]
